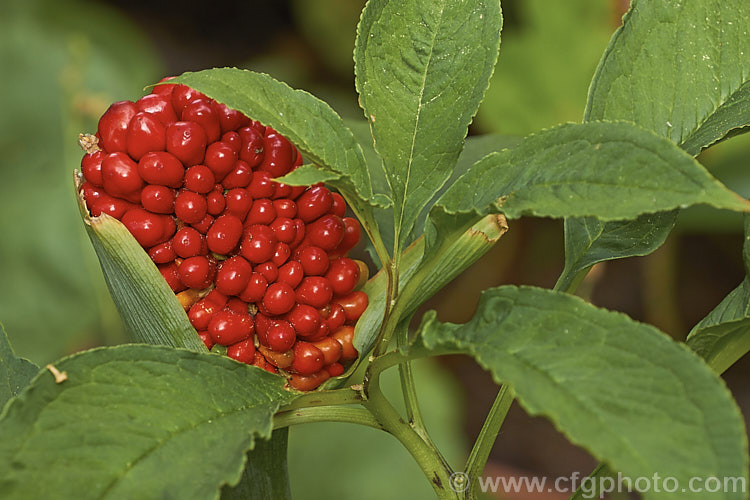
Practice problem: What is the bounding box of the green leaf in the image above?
[167,68,385,213]
[586,0,750,150]
[687,213,750,374]
[274,164,342,185]
[354,0,503,249]
[418,286,749,500]
[222,429,291,500]
[0,344,296,500]
[425,121,748,263]
[0,325,38,411]
[554,211,678,292]
[76,179,206,352]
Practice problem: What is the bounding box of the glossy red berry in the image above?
[184,165,216,193]
[188,297,223,330]
[214,102,249,134]
[172,227,204,258]
[246,199,276,226]
[227,338,256,364]
[174,190,207,224]
[258,129,295,177]
[295,276,333,308]
[241,225,278,264]
[148,241,176,264]
[126,112,167,160]
[223,188,253,219]
[312,337,342,366]
[289,370,330,391]
[208,310,254,346]
[270,217,297,244]
[206,214,243,255]
[215,256,253,296]
[97,101,138,153]
[222,160,253,188]
[178,255,216,289]
[121,208,171,247]
[325,257,361,296]
[262,282,296,315]
[238,126,264,167]
[273,199,297,218]
[181,99,221,143]
[307,214,344,251]
[286,304,320,337]
[136,93,178,126]
[81,151,105,186]
[331,192,346,217]
[255,261,279,284]
[171,84,205,114]
[266,320,296,352]
[159,262,186,293]
[166,121,207,166]
[333,291,369,323]
[205,141,238,180]
[140,185,175,214]
[291,341,325,376]
[239,272,268,303]
[206,190,226,215]
[297,246,329,275]
[247,170,276,199]
[331,326,358,362]
[326,362,345,377]
[296,186,333,222]
[277,261,304,288]
[137,151,185,188]
[101,152,143,202]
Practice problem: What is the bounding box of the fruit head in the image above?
[79,78,368,391]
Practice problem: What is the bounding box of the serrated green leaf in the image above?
[221,429,291,500]
[354,0,503,249]
[167,68,384,215]
[418,285,748,500]
[0,325,38,411]
[687,213,750,374]
[554,211,678,292]
[274,164,341,185]
[76,178,206,352]
[0,344,296,500]
[586,0,750,149]
[563,0,750,285]
[425,121,748,263]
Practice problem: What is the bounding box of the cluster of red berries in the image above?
[78,79,368,391]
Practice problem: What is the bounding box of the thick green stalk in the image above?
[274,406,382,430]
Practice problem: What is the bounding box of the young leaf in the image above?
[354,0,503,249]
[0,325,38,411]
[586,0,750,151]
[76,177,206,352]
[418,286,748,500]
[554,211,678,292]
[687,213,750,374]
[0,345,297,500]
[563,0,750,285]
[167,68,387,213]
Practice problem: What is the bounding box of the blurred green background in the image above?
[2,0,749,498]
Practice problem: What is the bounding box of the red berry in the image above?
[140,185,175,214]
[291,341,324,375]
[178,255,216,289]
[246,198,276,225]
[188,297,223,330]
[174,190,208,224]
[159,262,186,292]
[239,272,268,303]
[262,282,296,315]
[98,101,138,153]
[206,190,226,215]
[325,257,361,297]
[273,199,297,218]
[326,362,345,377]
[289,370,330,391]
[277,261,304,288]
[295,276,333,308]
[137,151,185,188]
[81,151,104,186]
[255,261,279,284]
[307,214,344,251]
[153,77,176,97]
[205,141,238,180]
[222,131,241,153]
[258,129,295,177]
[296,186,333,222]
[127,112,167,161]
[333,291,369,323]
[270,217,297,244]
[331,192,346,217]
[181,98,221,143]
[148,241,176,264]
[89,193,136,219]
[272,183,293,200]
[325,303,347,332]
[81,182,104,207]
[286,304,320,336]
[121,208,171,247]
[238,126,264,167]
[241,224,277,263]
[198,331,214,350]
[247,170,276,199]
[171,84,206,114]
[191,214,215,234]
[333,217,362,254]
[172,227,204,258]
[102,152,143,202]
[222,160,253,189]
[226,297,250,314]
[223,188,253,219]
[312,337,342,365]
[214,102,249,134]
[227,338,256,364]
[215,256,253,296]
[208,310,254,346]
[206,214,243,255]
[266,320,296,352]
[331,326,358,362]
[184,165,216,193]
[272,242,290,267]
[297,246,329,275]
[136,93,178,126]
[166,121,207,166]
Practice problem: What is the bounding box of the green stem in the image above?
[277,387,364,412]
[464,385,515,498]
[569,463,613,500]
[553,265,591,294]
[273,406,383,430]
